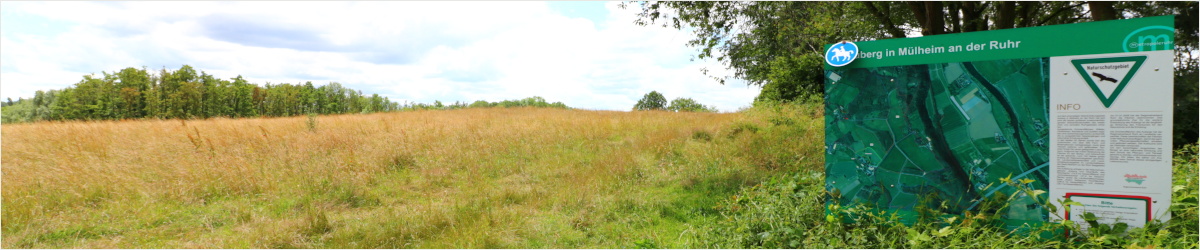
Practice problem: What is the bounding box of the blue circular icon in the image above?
[825,41,859,67]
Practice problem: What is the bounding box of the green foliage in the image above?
[633,91,667,111]
[726,123,759,139]
[492,96,569,109]
[1,66,402,122]
[469,100,494,108]
[1168,143,1199,233]
[632,238,659,249]
[1173,63,1199,148]
[754,54,825,105]
[304,208,332,236]
[667,98,716,112]
[626,2,887,92]
[700,159,1198,248]
[1,66,572,123]
[690,130,713,142]
[1,100,36,123]
[415,96,570,111]
[306,113,318,132]
[633,92,715,112]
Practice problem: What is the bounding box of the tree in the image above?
[633,91,667,111]
[625,2,887,101]
[667,98,716,112]
[469,100,494,108]
[113,67,151,119]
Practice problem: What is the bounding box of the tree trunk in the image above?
[864,2,908,38]
[1016,2,1036,28]
[960,1,979,32]
[923,1,945,35]
[907,2,929,32]
[948,2,962,33]
[1089,1,1117,21]
[996,1,1017,29]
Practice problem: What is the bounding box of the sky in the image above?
[0,1,760,112]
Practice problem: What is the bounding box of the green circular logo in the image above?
[1123,26,1174,52]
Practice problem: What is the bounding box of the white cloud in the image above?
[0,1,759,112]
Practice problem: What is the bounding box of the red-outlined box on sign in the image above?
[1062,193,1152,238]
[1063,193,1153,222]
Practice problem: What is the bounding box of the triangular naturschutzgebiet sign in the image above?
[1070,56,1147,108]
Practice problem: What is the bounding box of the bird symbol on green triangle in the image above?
[1070,56,1147,108]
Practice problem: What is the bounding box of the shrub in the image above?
[633,91,667,111]
[668,98,717,112]
[727,123,760,138]
[306,113,318,132]
[691,130,713,141]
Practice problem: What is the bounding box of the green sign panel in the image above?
[824,16,1175,229]
[824,15,1174,69]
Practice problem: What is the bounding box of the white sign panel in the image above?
[1048,50,1174,228]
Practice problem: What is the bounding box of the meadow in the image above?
[2,102,1196,248]
[1,104,822,248]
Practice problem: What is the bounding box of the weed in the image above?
[186,127,203,149]
[691,130,713,142]
[768,116,795,126]
[26,226,117,247]
[633,238,659,249]
[727,123,760,138]
[306,113,318,132]
[387,153,417,172]
[305,208,332,236]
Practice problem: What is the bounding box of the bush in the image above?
[691,130,714,141]
[306,113,318,132]
[667,98,717,112]
[633,91,667,111]
[469,100,494,108]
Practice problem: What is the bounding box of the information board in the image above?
[823,16,1174,229]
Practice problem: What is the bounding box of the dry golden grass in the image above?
[2,107,813,248]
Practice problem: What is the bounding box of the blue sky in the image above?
[0,1,759,111]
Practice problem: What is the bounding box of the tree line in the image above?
[1,65,568,123]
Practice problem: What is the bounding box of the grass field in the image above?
[2,102,1195,248]
[1,104,823,248]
